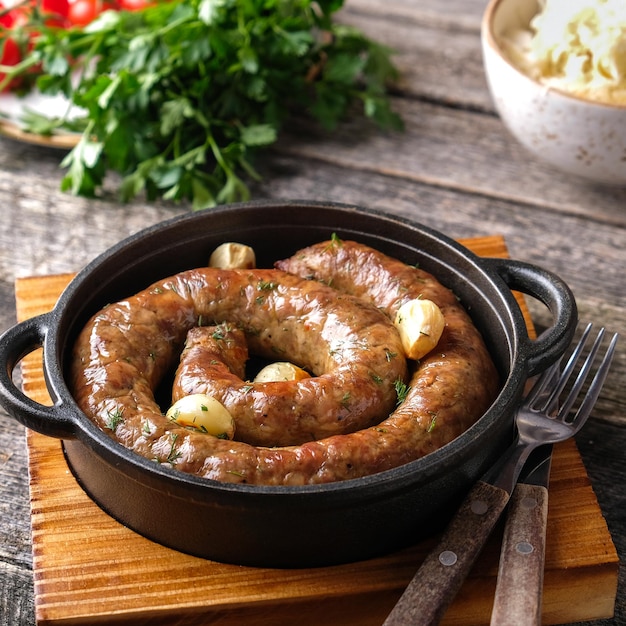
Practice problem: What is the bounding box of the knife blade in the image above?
[489,444,552,626]
[489,349,561,626]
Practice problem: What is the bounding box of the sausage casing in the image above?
[70,241,499,485]
[71,267,407,449]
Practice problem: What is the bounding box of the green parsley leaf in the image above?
[3,0,402,207]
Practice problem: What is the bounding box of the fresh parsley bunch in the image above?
[10,0,402,209]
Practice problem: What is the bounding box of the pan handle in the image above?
[0,314,78,439]
[482,257,578,376]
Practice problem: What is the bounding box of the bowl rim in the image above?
[481,0,626,111]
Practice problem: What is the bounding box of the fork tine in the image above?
[539,322,593,415]
[557,327,606,419]
[524,360,562,406]
[564,331,619,430]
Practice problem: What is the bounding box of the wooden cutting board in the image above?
[14,236,618,626]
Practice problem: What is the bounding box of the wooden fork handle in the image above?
[490,482,549,626]
[383,481,510,626]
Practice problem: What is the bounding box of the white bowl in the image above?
[481,0,626,185]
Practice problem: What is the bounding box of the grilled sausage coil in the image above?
[70,240,499,485]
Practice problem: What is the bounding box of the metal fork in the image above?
[383,323,618,626]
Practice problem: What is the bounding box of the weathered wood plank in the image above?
[0,562,35,626]
[275,97,626,226]
[347,0,484,28]
[339,3,492,110]
[0,418,35,626]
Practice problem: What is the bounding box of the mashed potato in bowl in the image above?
[501,0,626,104]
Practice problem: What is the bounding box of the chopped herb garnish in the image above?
[166,433,183,464]
[226,470,245,478]
[104,408,124,431]
[427,412,438,433]
[385,348,398,361]
[328,233,343,248]
[394,379,410,406]
[257,280,277,291]
[211,327,227,341]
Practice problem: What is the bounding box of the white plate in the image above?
[0,89,81,149]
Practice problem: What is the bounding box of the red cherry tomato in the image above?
[37,0,70,26]
[0,2,15,27]
[67,0,99,25]
[2,4,35,34]
[41,0,70,18]
[0,36,22,91]
[118,0,153,10]
[0,36,21,65]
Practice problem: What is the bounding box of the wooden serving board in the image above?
[15,236,618,626]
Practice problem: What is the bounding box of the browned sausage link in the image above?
[275,238,461,315]
[177,324,249,382]
[276,238,501,456]
[174,321,404,446]
[70,267,407,450]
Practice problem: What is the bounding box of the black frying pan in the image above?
[0,201,577,567]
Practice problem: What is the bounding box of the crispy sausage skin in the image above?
[70,267,407,450]
[70,241,499,485]
[171,308,405,446]
[276,238,500,459]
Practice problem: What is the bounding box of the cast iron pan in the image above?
[0,201,577,567]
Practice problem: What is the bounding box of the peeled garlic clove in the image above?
[209,242,256,269]
[254,361,311,383]
[394,298,445,360]
[166,393,235,439]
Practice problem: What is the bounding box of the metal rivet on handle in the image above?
[521,496,538,510]
[470,499,489,515]
[515,541,534,555]
[439,550,458,566]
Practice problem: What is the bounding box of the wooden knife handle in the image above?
[383,481,510,626]
[490,482,549,626]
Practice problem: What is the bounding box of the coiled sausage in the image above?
[70,240,499,485]
[71,267,407,450]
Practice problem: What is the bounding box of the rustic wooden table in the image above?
[0,0,624,624]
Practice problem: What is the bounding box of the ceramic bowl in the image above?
[481,0,626,184]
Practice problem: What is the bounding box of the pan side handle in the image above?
[0,314,78,439]
[482,257,578,376]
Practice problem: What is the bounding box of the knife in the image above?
[489,444,552,626]
[489,355,561,626]
[381,357,564,626]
